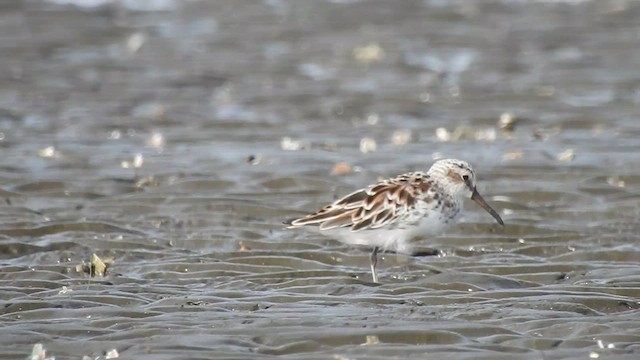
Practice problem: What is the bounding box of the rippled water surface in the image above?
[2,0,640,359]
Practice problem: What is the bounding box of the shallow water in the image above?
[2,0,640,359]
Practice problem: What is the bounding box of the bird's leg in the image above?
[370,246,380,283]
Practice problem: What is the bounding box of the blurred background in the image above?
[2,0,640,359]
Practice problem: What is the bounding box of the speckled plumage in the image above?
[286,159,504,282]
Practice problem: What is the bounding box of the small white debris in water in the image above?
[597,339,604,349]
[362,335,379,345]
[498,112,517,131]
[332,355,353,360]
[146,132,165,150]
[146,132,165,151]
[121,153,144,169]
[366,113,379,125]
[557,149,575,162]
[435,127,451,142]
[38,146,57,158]
[589,351,599,359]
[58,286,72,295]
[391,129,413,146]
[280,137,309,151]
[419,92,431,103]
[503,150,524,161]
[29,343,54,360]
[475,128,497,141]
[105,349,119,358]
[518,238,525,244]
[607,176,625,188]
[353,43,385,64]
[359,137,377,153]
[133,153,144,168]
[607,343,615,349]
[109,129,122,139]
[127,32,146,53]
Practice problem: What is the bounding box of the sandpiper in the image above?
[286,159,504,283]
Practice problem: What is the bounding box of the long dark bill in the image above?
[470,188,504,226]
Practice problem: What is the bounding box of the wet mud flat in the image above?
[2,0,640,359]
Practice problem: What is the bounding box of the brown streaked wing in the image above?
[347,173,429,231]
[289,188,368,227]
[289,172,431,232]
[335,189,369,207]
[351,216,375,231]
[370,208,395,229]
[363,188,389,210]
[318,209,358,230]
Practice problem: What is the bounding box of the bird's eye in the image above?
[462,175,469,181]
